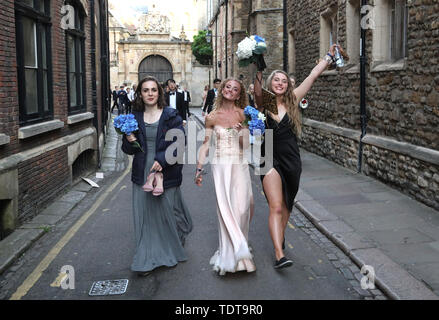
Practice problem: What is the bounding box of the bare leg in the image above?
[262,168,290,260]
[249,195,254,223]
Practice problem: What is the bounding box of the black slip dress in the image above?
[259,112,302,212]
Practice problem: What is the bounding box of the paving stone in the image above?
[352,286,373,297]
[349,248,439,299]
[21,214,62,226]
[39,201,76,217]
[340,267,355,280]
[317,220,355,234]
[371,289,383,296]
[354,272,363,282]
[349,265,360,273]
[296,200,339,223]
[0,229,45,274]
[58,190,87,204]
[331,260,342,268]
[326,253,338,261]
[362,228,435,245]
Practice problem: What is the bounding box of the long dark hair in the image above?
[132,76,166,111]
[266,70,301,136]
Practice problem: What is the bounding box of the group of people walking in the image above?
[111,84,136,115]
[121,44,344,277]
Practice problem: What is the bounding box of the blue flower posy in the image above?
[113,114,144,152]
[243,106,265,136]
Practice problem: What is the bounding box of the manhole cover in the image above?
[89,279,129,296]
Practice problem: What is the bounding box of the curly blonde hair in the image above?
[266,70,301,136]
[213,78,249,111]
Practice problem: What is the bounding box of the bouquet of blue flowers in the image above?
[236,35,267,71]
[243,106,266,136]
[113,114,144,152]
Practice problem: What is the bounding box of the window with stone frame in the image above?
[372,0,408,63]
[320,4,338,58]
[346,0,361,66]
[15,0,53,126]
[65,1,87,114]
[390,0,408,60]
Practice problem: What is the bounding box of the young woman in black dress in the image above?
[254,44,344,269]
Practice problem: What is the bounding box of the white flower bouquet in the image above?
[236,35,267,71]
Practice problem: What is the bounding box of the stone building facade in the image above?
[287,0,439,210]
[0,0,110,239]
[207,0,284,88]
[109,4,210,106]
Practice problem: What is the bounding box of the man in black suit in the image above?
[202,78,221,116]
[181,84,191,119]
[111,85,119,114]
[164,79,188,124]
[117,85,130,115]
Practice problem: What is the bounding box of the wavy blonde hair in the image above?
[266,70,301,136]
[213,78,248,111]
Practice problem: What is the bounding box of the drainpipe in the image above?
[357,0,367,173]
[90,0,101,168]
[225,0,228,78]
[215,19,218,78]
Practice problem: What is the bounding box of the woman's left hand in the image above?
[329,43,346,57]
[150,161,162,172]
[233,122,243,131]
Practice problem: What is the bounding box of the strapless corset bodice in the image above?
[212,126,247,162]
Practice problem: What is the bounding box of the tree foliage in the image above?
[191,30,213,65]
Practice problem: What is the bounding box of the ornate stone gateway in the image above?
[138,55,173,83]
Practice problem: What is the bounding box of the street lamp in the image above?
[206,30,212,43]
[205,30,221,43]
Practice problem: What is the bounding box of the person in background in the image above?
[164,79,187,125]
[126,87,133,114]
[202,78,221,116]
[202,84,209,110]
[111,85,119,114]
[117,85,129,115]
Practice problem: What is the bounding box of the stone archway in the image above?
[138,55,173,84]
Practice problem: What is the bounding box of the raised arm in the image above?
[293,44,339,102]
[254,71,264,112]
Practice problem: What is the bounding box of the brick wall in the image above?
[17,147,70,223]
[0,0,19,154]
[0,0,105,226]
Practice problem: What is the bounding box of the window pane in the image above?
[21,0,34,8]
[43,71,49,111]
[68,35,76,72]
[70,73,77,107]
[79,40,83,73]
[23,17,37,68]
[38,0,45,13]
[79,74,83,106]
[41,29,47,69]
[390,0,407,60]
[25,68,38,114]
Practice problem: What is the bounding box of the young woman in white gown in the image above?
[195,78,256,276]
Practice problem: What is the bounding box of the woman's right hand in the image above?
[194,171,203,186]
[126,133,137,142]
